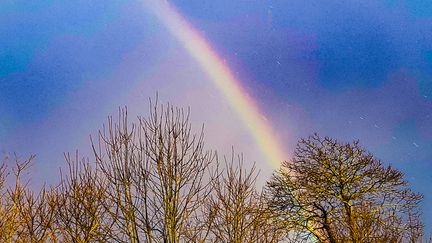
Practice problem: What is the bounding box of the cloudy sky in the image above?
[1,0,432,234]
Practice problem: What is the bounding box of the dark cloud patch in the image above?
[315,14,400,90]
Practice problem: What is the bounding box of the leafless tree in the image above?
[266,134,424,243]
[92,102,215,242]
[0,155,57,243]
[0,156,18,242]
[54,152,111,242]
[202,153,284,243]
[13,186,57,242]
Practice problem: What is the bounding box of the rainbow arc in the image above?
[144,0,287,167]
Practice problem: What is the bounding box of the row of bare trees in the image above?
[0,103,282,242]
[0,102,425,242]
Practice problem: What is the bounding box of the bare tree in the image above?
[0,155,57,243]
[54,152,111,242]
[266,134,424,243]
[202,153,284,243]
[0,156,18,242]
[13,186,57,242]
[92,102,215,242]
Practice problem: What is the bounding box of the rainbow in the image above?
[143,0,287,167]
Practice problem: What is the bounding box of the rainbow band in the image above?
[143,0,287,167]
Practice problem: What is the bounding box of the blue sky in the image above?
[1,0,432,235]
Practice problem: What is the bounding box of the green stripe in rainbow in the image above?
[143,0,287,167]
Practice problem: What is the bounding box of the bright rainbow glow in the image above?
[143,0,288,167]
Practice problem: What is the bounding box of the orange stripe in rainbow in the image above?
[143,0,287,167]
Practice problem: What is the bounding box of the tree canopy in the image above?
[266,134,423,243]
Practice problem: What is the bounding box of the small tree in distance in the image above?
[266,134,423,243]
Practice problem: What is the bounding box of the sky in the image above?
[1,0,432,235]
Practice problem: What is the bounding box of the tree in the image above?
[266,134,423,243]
[201,153,284,243]
[92,102,215,242]
[0,157,15,242]
[0,155,57,243]
[54,152,111,242]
